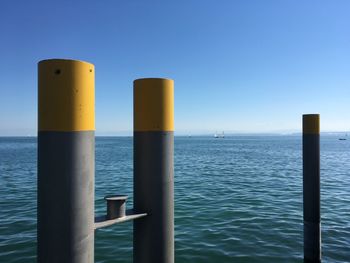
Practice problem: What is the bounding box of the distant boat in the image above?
[214,131,224,138]
[339,133,347,140]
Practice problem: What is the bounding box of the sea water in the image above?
[0,136,349,262]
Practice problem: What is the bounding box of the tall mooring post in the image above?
[133,78,175,263]
[303,114,321,263]
[38,59,95,263]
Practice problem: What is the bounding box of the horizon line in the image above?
[1,131,349,138]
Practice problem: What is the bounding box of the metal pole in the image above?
[133,78,174,263]
[38,59,95,263]
[303,114,321,263]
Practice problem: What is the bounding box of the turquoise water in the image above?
[0,136,349,262]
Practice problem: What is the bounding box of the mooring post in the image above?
[38,59,95,263]
[105,195,128,219]
[303,114,321,263]
[133,78,174,263]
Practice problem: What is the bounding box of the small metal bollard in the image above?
[95,194,146,229]
[105,195,128,220]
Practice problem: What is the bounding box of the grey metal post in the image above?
[37,59,95,263]
[303,114,321,263]
[133,78,174,263]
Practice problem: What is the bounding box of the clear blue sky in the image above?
[0,0,349,135]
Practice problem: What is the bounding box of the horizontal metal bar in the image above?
[94,209,147,230]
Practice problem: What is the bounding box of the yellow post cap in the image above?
[38,59,95,131]
[303,114,320,134]
[134,78,174,132]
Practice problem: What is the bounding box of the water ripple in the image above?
[0,136,349,262]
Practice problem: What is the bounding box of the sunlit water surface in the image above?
[0,136,349,262]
